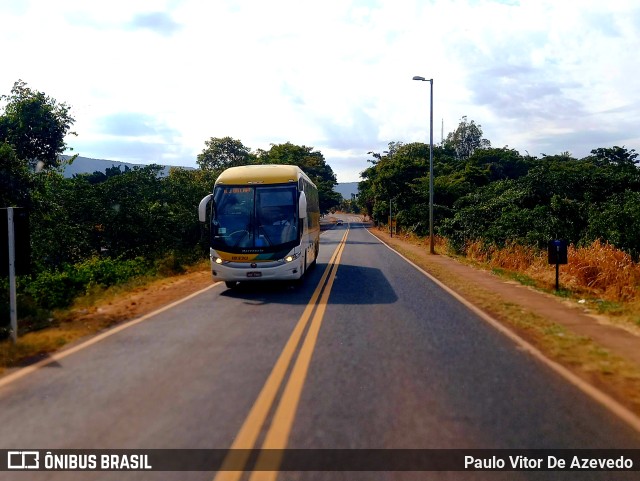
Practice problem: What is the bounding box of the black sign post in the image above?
[548,239,568,291]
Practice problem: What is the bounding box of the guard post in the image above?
[547,239,568,291]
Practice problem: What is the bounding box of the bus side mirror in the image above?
[298,191,307,219]
[198,194,213,223]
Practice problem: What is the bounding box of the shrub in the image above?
[24,256,152,309]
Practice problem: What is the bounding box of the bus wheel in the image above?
[225,281,237,289]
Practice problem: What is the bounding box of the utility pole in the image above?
[412,76,435,254]
[6,208,18,343]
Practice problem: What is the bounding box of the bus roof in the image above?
[215,164,315,187]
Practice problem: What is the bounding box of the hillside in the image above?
[60,156,186,177]
[62,157,359,200]
[334,182,359,199]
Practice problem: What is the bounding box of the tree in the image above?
[466,147,530,182]
[29,171,102,268]
[162,167,219,255]
[259,142,341,213]
[444,116,491,160]
[357,142,431,230]
[587,190,640,258]
[586,146,638,168]
[0,80,76,169]
[96,165,168,258]
[196,136,254,171]
[0,141,31,207]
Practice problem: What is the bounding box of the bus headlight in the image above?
[284,253,301,263]
[213,256,224,264]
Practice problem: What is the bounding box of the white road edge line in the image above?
[367,228,640,435]
[0,282,221,389]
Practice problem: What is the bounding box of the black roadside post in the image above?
[547,239,568,291]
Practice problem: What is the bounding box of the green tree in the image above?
[162,167,219,255]
[467,147,530,182]
[29,171,102,269]
[96,165,168,259]
[196,136,254,171]
[587,190,640,258]
[357,142,432,231]
[0,141,31,207]
[0,80,76,169]
[585,146,638,168]
[443,116,491,160]
[357,165,377,219]
[259,142,341,213]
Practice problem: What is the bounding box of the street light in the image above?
[412,75,435,254]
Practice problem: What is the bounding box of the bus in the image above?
[198,164,320,288]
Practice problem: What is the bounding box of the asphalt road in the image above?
[1,217,639,481]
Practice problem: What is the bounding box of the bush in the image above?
[24,256,152,309]
[25,269,79,309]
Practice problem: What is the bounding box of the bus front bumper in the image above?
[210,257,304,282]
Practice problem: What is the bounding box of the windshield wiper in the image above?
[257,225,273,246]
[230,227,251,247]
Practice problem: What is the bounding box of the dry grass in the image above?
[565,241,640,301]
[462,239,640,304]
[392,232,454,255]
[452,238,640,334]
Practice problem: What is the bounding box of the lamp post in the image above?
[412,76,435,254]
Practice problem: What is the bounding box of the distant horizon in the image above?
[60,156,360,193]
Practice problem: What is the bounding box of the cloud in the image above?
[72,136,193,166]
[127,11,182,36]
[3,0,640,181]
[471,65,586,121]
[98,112,178,139]
[315,106,381,152]
[72,112,191,165]
[531,129,630,158]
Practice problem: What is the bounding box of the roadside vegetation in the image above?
[384,232,640,332]
[0,80,342,344]
[357,116,640,329]
[2,77,639,377]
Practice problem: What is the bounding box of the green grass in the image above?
[595,300,624,315]
[511,272,537,287]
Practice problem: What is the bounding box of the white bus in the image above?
[198,164,320,288]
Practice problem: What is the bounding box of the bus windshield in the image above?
[212,185,298,252]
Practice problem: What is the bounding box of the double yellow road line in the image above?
[213,228,349,481]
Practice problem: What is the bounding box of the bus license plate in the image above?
[247,272,262,278]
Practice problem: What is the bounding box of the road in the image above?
[0,217,639,480]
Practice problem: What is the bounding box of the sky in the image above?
[1,0,639,182]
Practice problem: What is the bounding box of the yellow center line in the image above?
[248,231,348,481]
[213,229,349,481]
